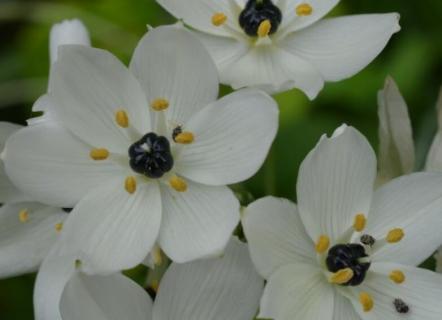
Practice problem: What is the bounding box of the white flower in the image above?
[242,125,442,319]
[34,238,263,320]
[2,25,278,273]
[156,0,400,99]
[0,20,90,278]
[0,122,68,278]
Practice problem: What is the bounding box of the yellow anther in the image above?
[55,223,63,233]
[386,228,404,243]
[152,245,163,266]
[169,175,188,192]
[150,280,159,293]
[389,270,405,284]
[257,20,272,38]
[115,110,129,128]
[315,235,330,254]
[151,98,169,111]
[329,268,354,285]
[353,214,367,232]
[125,176,137,194]
[212,13,227,26]
[296,3,313,16]
[359,292,374,312]
[174,132,194,144]
[90,148,109,161]
[18,209,29,223]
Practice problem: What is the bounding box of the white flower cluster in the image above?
[0,1,442,319]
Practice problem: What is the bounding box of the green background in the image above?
[0,0,441,318]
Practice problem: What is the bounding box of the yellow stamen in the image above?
[212,13,227,26]
[115,110,129,128]
[174,132,194,144]
[169,175,188,192]
[315,235,330,254]
[150,280,159,293]
[359,292,374,312]
[55,223,63,233]
[90,148,109,161]
[152,245,163,266]
[18,209,29,223]
[329,268,354,285]
[389,270,405,284]
[125,176,137,194]
[353,213,367,232]
[386,228,404,243]
[151,98,169,111]
[257,20,272,38]
[296,3,313,16]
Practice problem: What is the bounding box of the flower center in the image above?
[239,0,282,37]
[128,133,174,179]
[326,244,371,286]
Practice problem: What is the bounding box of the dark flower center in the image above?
[239,0,282,37]
[326,244,371,286]
[128,133,174,179]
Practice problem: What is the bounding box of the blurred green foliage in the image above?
[0,0,441,318]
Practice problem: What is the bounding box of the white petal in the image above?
[153,238,263,320]
[377,77,414,184]
[333,293,361,320]
[220,44,324,98]
[34,252,78,320]
[242,196,315,278]
[0,122,29,203]
[61,273,153,320]
[49,45,150,153]
[297,125,377,242]
[3,122,124,207]
[130,25,219,129]
[425,86,442,171]
[278,0,339,34]
[259,263,334,320]
[281,14,400,82]
[158,181,239,263]
[0,203,67,278]
[194,30,249,80]
[366,172,442,266]
[349,263,442,319]
[175,89,278,185]
[50,19,91,64]
[57,179,162,274]
[156,0,243,37]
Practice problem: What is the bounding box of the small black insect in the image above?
[239,0,282,37]
[360,234,376,247]
[172,126,183,142]
[393,299,410,314]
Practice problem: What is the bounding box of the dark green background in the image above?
[0,0,441,318]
